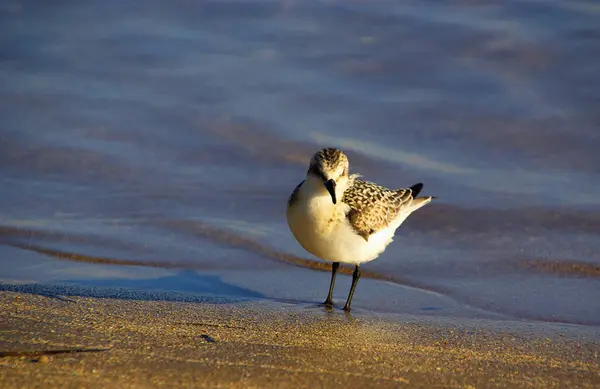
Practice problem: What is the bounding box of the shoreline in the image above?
[2,289,599,388]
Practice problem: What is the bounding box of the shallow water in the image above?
[1,0,600,325]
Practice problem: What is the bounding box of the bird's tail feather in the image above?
[408,196,433,212]
[409,183,424,197]
[403,182,435,212]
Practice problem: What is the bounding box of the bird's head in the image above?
[306,148,350,204]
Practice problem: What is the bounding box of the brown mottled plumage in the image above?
[312,148,346,172]
[343,180,415,241]
[307,148,348,181]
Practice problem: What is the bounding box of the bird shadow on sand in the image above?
[0,270,264,304]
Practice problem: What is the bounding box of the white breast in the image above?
[286,181,398,265]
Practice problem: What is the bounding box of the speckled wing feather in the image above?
[342,180,414,241]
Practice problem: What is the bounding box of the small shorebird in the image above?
[286,148,434,311]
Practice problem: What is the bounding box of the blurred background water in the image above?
[1,0,599,325]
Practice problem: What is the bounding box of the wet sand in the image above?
[2,290,599,389]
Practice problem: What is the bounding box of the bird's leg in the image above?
[343,265,361,312]
[323,262,340,307]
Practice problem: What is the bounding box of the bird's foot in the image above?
[323,299,334,309]
[342,304,351,312]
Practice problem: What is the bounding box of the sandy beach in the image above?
[1,289,599,388]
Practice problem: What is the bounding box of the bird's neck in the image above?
[304,175,351,202]
[300,178,347,234]
[303,176,331,197]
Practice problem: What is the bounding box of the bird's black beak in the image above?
[325,179,337,204]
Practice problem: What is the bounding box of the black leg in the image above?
[343,265,361,312]
[323,262,340,307]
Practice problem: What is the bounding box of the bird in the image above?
[286,147,434,311]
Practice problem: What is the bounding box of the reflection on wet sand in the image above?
[517,259,600,279]
[410,204,600,235]
[0,224,400,282]
[3,217,599,325]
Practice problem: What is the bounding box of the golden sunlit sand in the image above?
[1,291,598,388]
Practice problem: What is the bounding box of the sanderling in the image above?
[286,148,434,311]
